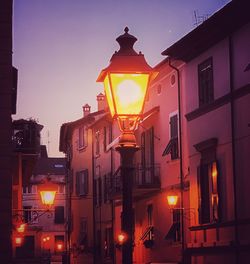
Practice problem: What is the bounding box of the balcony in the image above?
[12,119,43,154]
[108,164,161,200]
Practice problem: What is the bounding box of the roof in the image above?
[33,157,66,176]
[59,109,106,152]
[162,0,250,62]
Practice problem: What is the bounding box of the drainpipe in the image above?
[168,57,185,262]
[65,147,71,264]
[92,129,97,264]
[229,35,239,264]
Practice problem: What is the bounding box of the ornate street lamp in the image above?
[13,177,57,229]
[167,192,179,209]
[38,177,57,207]
[97,27,157,264]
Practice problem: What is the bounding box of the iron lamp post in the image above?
[97,27,157,264]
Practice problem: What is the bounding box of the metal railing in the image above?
[108,164,160,198]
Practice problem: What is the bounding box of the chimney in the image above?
[83,104,91,117]
[97,93,107,111]
[40,145,48,158]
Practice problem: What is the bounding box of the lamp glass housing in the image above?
[117,232,127,245]
[104,72,150,131]
[40,190,56,206]
[167,194,178,208]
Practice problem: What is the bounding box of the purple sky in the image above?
[13,0,230,157]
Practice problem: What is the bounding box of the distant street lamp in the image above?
[97,27,157,264]
[13,177,57,229]
[167,191,179,209]
[38,177,57,207]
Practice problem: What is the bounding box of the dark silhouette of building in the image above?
[0,0,15,262]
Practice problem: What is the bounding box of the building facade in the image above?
[60,100,106,264]
[19,155,67,262]
[162,0,250,263]
[0,0,15,261]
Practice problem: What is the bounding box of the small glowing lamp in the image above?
[16,223,26,233]
[40,191,56,206]
[97,27,158,133]
[56,242,63,251]
[15,236,23,246]
[167,192,178,208]
[117,232,127,245]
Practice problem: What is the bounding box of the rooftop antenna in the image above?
[193,10,210,27]
[47,130,50,156]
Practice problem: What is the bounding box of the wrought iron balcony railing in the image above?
[108,164,161,199]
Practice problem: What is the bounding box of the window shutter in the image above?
[84,170,89,195]
[141,132,145,167]
[197,166,202,224]
[199,164,210,223]
[149,127,155,166]
[170,115,178,139]
[170,115,179,159]
[76,172,79,196]
[55,206,64,224]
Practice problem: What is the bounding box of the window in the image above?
[103,125,112,151]
[58,185,65,194]
[78,126,87,149]
[54,206,64,224]
[98,178,102,206]
[170,114,179,159]
[141,127,154,166]
[104,227,113,258]
[194,138,220,224]
[76,170,88,196]
[69,169,73,194]
[22,185,33,194]
[165,210,181,242]
[23,206,32,223]
[95,131,100,156]
[55,235,64,253]
[93,179,97,207]
[198,161,220,224]
[162,113,179,160]
[79,218,88,248]
[141,127,155,183]
[198,57,214,106]
[147,204,153,226]
[104,174,108,203]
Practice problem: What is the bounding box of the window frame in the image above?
[198,57,214,107]
[54,206,65,224]
[194,138,220,224]
[169,112,179,160]
[76,169,89,196]
[78,126,88,150]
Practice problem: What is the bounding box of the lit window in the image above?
[194,138,220,224]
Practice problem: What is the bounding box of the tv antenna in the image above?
[193,10,210,27]
[47,130,50,156]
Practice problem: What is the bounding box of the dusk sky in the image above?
[13,0,230,157]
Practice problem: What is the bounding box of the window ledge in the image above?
[186,84,250,121]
